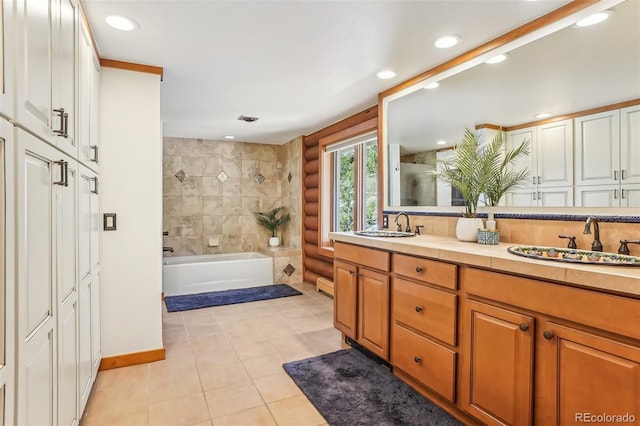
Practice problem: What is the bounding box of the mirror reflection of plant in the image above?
[254,206,291,237]
[438,128,531,217]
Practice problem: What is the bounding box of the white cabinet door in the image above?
[575,185,620,207]
[0,0,15,119]
[57,159,77,426]
[537,119,573,188]
[90,174,100,272]
[79,169,92,282]
[539,187,573,207]
[620,105,640,185]
[78,19,100,170]
[16,128,59,425]
[575,110,620,186]
[507,127,536,189]
[78,277,91,412]
[621,184,640,208]
[505,190,537,207]
[15,0,77,153]
[90,272,101,375]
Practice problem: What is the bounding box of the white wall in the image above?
[99,67,163,357]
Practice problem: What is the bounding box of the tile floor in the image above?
[84,282,343,426]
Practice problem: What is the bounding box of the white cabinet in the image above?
[78,19,100,171]
[0,0,15,119]
[15,0,77,154]
[506,188,573,207]
[78,164,100,412]
[574,105,640,207]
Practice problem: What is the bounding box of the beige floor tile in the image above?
[212,405,276,426]
[95,363,149,392]
[268,394,326,426]
[186,323,224,339]
[242,352,287,379]
[89,378,148,415]
[149,364,203,403]
[149,358,198,378]
[163,326,189,344]
[197,360,251,390]
[85,402,148,426]
[253,372,302,403]
[182,309,217,325]
[190,422,212,426]
[229,337,279,360]
[148,392,210,426]
[204,381,264,418]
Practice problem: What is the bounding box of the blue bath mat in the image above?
[164,283,302,312]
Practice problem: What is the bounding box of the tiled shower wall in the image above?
[162,137,302,261]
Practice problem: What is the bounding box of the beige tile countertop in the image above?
[329,232,640,298]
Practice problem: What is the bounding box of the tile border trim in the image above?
[383,210,640,223]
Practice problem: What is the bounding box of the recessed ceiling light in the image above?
[106,15,139,31]
[224,135,235,139]
[434,35,461,49]
[574,10,612,28]
[376,70,396,80]
[485,54,508,64]
[436,140,447,145]
[536,113,551,119]
[424,82,440,90]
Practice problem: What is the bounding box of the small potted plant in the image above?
[254,206,291,247]
[438,128,530,241]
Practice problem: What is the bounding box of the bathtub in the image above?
[162,252,273,297]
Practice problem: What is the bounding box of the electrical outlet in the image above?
[382,214,389,229]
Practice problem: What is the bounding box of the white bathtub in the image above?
[162,252,273,297]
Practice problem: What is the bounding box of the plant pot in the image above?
[269,236,280,247]
[456,217,484,242]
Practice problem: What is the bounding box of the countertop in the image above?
[329,232,640,297]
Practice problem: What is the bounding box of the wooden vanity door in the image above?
[536,322,640,426]
[333,260,357,339]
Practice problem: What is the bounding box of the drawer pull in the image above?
[519,323,529,332]
[415,306,423,313]
[543,331,554,340]
[348,270,354,275]
[415,266,423,273]
[414,356,422,363]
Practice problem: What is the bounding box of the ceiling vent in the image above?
[238,115,260,123]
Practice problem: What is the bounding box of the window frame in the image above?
[318,118,377,257]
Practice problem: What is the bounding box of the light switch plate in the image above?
[103,213,117,231]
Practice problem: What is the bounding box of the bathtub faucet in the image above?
[163,246,174,253]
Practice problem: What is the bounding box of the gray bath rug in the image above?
[283,348,464,426]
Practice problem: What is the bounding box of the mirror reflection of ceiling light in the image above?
[434,35,461,49]
[376,70,396,79]
[224,135,235,139]
[485,54,508,64]
[106,15,139,31]
[424,82,440,90]
[436,140,447,145]
[574,10,612,28]
[535,113,551,119]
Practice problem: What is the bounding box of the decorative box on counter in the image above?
[477,229,500,245]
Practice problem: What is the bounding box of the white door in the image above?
[575,185,620,207]
[575,110,620,186]
[78,277,91,412]
[507,127,536,189]
[620,105,640,185]
[537,119,573,188]
[90,272,101,376]
[0,0,16,119]
[57,159,77,426]
[16,128,59,425]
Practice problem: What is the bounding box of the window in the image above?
[319,121,378,256]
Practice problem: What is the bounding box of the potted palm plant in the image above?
[438,128,530,241]
[254,206,291,247]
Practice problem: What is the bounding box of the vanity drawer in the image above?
[392,278,457,346]
[334,242,390,272]
[391,324,456,402]
[392,253,457,289]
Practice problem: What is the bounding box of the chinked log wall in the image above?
[302,106,378,284]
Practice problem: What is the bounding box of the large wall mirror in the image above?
[381,0,639,214]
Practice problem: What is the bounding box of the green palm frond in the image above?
[254,206,291,237]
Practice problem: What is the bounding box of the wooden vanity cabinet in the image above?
[333,242,390,360]
[462,267,640,426]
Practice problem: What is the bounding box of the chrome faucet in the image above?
[394,212,411,233]
[583,216,603,252]
[163,246,174,253]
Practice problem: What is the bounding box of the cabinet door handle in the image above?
[356,273,363,277]
[622,189,626,199]
[53,108,66,136]
[537,176,541,185]
[91,177,99,194]
[519,323,529,332]
[415,306,423,313]
[621,169,626,180]
[63,112,69,138]
[614,170,619,180]
[90,145,99,163]
[614,189,618,199]
[414,356,422,363]
[543,330,554,340]
[415,266,423,273]
[348,270,354,275]
[53,160,68,186]
[532,192,537,201]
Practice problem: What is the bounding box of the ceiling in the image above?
[82,0,572,145]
